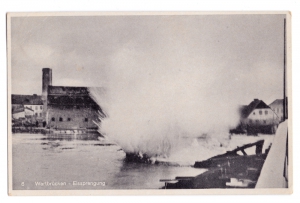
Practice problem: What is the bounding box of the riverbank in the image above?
[11,127,100,135]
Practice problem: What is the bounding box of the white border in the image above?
[2,0,300,202]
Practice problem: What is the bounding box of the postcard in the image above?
[7,11,292,195]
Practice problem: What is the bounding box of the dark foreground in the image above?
[159,140,270,189]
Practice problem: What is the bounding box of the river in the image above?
[12,133,206,190]
[12,133,274,190]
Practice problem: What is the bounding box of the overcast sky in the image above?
[10,14,286,105]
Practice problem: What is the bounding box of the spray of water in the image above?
[90,42,241,160]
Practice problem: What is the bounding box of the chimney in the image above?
[42,68,52,120]
[42,68,52,100]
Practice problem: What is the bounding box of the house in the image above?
[12,107,25,119]
[269,99,284,122]
[24,107,34,117]
[11,94,44,120]
[233,99,279,135]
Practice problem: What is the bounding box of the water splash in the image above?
[89,42,241,160]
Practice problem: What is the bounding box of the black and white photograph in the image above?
[7,12,292,195]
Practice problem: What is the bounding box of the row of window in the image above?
[274,108,283,113]
[25,113,42,117]
[51,117,89,122]
[27,106,43,110]
[249,119,267,124]
[253,110,268,115]
[254,109,284,116]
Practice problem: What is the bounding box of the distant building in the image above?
[12,107,25,119]
[233,99,279,135]
[269,99,284,122]
[25,104,43,118]
[11,94,43,120]
[24,107,34,117]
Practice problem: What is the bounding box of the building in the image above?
[232,99,279,135]
[12,107,25,119]
[12,106,36,127]
[42,68,105,132]
[25,104,43,118]
[269,99,284,122]
[24,107,34,117]
[11,68,105,132]
[46,86,103,131]
[11,94,43,121]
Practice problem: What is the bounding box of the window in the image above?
[259,110,262,115]
[265,110,268,115]
[35,113,38,116]
[51,117,55,121]
[35,106,38,110]
[84,118,88,122]
[67,118,71,122]
[253,112,255,115]
[40,106,43,110]
[59,117,63,122]
[40,113,42,117]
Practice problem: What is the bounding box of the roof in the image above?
[269,99,283,106]
[239,99,270,118]
[48,86,90,96]
[47,86,105,115]
[11,94,43,105]
[25,107,34,111]
[12,107,24,114]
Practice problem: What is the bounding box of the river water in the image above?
[12,133,274,190]
[12,133,206,190]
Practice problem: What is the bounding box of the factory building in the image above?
[42,68,105,132]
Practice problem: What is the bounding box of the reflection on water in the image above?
[12,133,204,190]
[37,133,102,141]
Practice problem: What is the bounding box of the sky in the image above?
[10,14,286,105]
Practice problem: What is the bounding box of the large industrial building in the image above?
[11,68,105,132]
[42,68,105,132]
